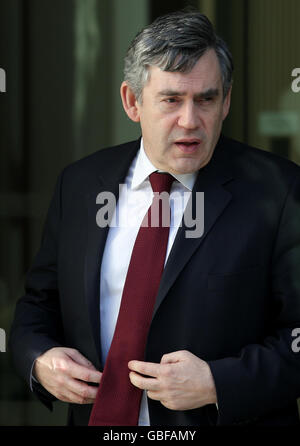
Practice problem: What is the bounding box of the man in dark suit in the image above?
[9,10,300,426]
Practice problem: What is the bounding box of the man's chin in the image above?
[169,159,204,175]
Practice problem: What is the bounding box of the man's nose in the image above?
[177,103,199,130]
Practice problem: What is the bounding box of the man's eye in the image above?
[201,97,213,102]
[206,96,218,102]
[165,98,178,103]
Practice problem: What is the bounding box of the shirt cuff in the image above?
[29,359,39,391]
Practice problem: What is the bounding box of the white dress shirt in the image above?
[99,139,197,425]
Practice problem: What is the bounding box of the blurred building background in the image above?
[0,0,299,425]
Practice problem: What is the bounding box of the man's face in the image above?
[132,49,231,174]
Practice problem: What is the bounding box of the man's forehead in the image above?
[157,87,220,99]
[146,69,222,97]
[146,51,222,91]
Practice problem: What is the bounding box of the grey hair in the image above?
[123,10,233,102]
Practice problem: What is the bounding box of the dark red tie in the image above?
[88,172,174,426]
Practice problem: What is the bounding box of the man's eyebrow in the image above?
[157,88,220,98]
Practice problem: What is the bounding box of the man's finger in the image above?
[146,390,161,401]
[70,363,102,383]
[66,348,98,370]
[129,371,159,391]
[128,360,160,377]
[160,350,188,364]
[58,385,96,404]
[67,377,100,401]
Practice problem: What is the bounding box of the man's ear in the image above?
[120,81,140,122]
[222,85,232,121]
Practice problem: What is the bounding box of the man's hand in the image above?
[128,350,217,411]
[33,347,102,404]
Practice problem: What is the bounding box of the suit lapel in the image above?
[84,140,140,362]
[152,137,234,320]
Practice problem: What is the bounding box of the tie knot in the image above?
[149,172,174,194]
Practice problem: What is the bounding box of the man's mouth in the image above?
[174,139,202,153]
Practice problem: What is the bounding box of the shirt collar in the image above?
[131,139,197,192]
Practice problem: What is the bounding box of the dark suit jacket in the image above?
[9,135,300,426]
